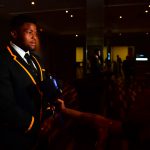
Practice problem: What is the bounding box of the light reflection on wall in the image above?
[76,47,83,62]
[103,46,133,61]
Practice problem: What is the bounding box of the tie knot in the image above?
[24,53,33,64]
[24,53,33,63]
[24,52,30,59]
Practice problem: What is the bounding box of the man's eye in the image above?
[26,30,32,34]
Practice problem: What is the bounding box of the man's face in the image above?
[97,50,101,56]
[11,23,38,51]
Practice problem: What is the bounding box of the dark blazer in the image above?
[0,45,45,149]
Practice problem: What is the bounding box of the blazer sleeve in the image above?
[0,56,36,133]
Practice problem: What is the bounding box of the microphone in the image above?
[40,74,63,112]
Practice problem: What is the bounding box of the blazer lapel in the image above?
[6,45,40,85]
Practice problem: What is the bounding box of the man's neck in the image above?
[12,41,29,52]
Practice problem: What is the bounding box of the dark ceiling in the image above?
[0,0,86,35]
[0,0,150,37]
[105,0,150,33]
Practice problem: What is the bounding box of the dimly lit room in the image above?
[0,0,150,150]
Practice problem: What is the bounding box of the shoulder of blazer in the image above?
[0,46,14,67]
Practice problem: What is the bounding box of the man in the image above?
[90,49,103,77]
[0,14,52,149]
[116,55,122,77]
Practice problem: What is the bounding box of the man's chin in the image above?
[29,46,36,51]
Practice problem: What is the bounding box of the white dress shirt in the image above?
[10,41,37,69]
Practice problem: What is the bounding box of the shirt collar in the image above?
[10,41,30,59]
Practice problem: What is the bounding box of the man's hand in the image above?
[57,99,66,112]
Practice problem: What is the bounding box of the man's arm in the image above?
[57,99,122,133]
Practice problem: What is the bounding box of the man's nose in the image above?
[32,32,38,40]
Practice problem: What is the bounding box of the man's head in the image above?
[94,49,101,56]
[10,14,38,51]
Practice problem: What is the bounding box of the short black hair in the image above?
[10,14,37,31]
[94,48,101,53]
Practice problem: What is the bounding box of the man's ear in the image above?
[10,31,17,39]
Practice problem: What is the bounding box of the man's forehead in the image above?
[22,22,37,27]
[19,23,37,30]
